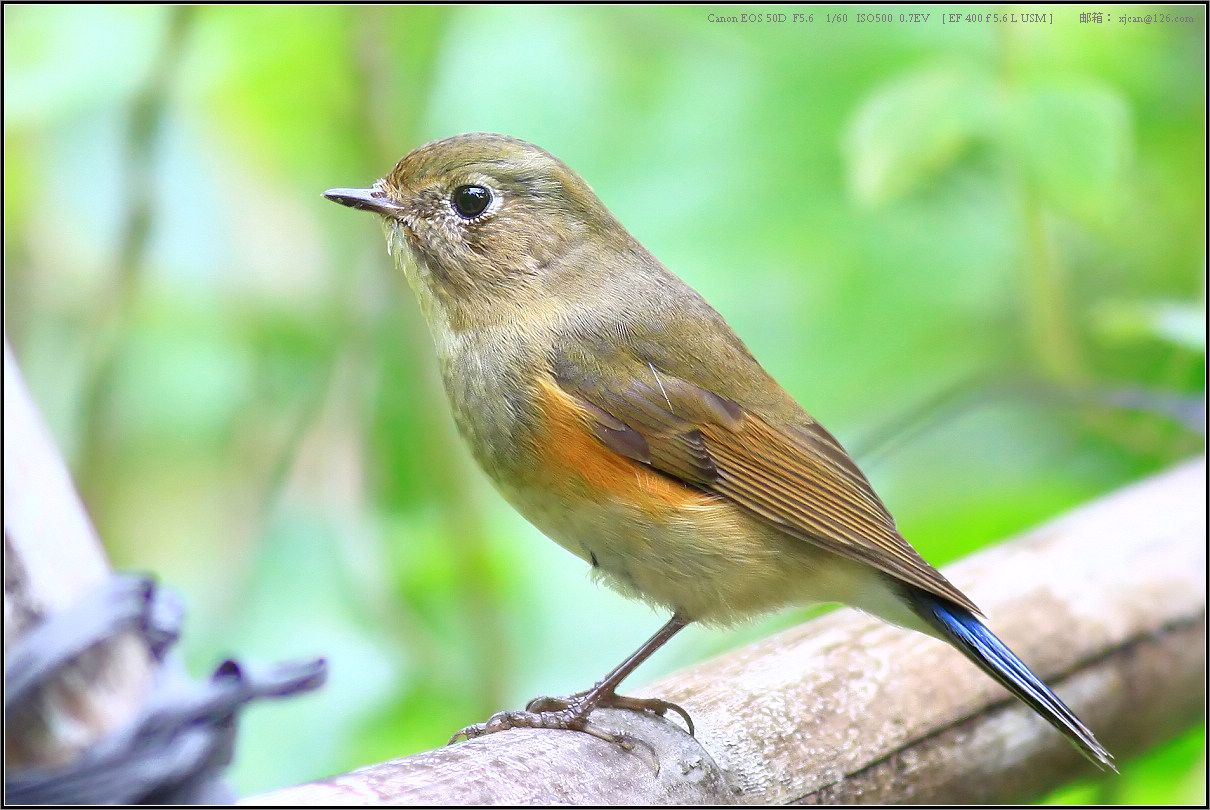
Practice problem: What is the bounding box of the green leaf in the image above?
[1091,299,1206,351]
[844,63,995,206]
[1006,81,1132,223]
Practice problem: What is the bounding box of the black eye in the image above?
[451,185,492,219]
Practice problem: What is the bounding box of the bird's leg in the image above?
[448,615,693,748]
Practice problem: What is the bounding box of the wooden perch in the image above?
[3,340,156,769]
[254,457,1206,805]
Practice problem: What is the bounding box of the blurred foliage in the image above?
[3,4,1204,801]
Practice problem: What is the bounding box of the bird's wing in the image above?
[549,344,979,614]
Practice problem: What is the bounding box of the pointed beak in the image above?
[322,186,404,217]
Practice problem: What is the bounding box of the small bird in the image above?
[324,133,1114,769]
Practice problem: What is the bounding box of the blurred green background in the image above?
[4,4,1204,802]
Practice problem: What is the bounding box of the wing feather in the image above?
[552,351,979,614]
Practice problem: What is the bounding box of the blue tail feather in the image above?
[910,591,1116,771]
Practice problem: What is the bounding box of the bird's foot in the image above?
[526,690,695,736]
[446,687,694,750]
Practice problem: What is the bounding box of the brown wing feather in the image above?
[553,356,979,614]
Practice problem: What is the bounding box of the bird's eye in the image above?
[451,185,492,219]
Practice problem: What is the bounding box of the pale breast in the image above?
[431,324,544,484]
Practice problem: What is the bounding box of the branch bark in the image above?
[252,458,1206,805]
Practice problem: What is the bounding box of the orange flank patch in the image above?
[535,377,714,512]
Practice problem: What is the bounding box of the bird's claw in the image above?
[526,690,694,736]
[447,689,686,772]
[603,694,695,737]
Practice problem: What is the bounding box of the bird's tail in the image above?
[908,591,1116,772]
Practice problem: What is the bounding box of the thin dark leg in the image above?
[448,615,695,748]
[587,614,688,697]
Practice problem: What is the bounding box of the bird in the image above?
[323,132,1114,770]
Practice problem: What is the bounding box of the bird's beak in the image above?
[322,186,404,217]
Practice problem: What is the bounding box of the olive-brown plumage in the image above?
[324,133,1113,769]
